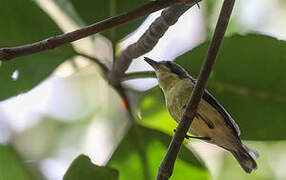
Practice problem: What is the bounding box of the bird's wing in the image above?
[202,90,241,136]
[186,76,241,136]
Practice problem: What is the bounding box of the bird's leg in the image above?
[185,135,211,141]
[173,129,190,139]
[173,129,211,141]
[180,105,212,140]
[182,104,187,110]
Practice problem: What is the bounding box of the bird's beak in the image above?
[144,57,160,70]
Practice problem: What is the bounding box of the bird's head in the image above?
[144,57,191,90]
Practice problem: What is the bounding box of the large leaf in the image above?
[70,0,150,43]
[0,0,76,100]
[141,34,286,141]
[0,145,36,180]
[64,155,119,180]
[52,0,86,26]
[107,125,209,180]
[175,34,286,140]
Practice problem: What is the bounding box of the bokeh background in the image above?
[1,0,286,179]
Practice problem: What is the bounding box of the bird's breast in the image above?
[164,79,193,123]
[162,79,239,150]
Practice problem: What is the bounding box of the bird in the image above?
[143,57,259,173]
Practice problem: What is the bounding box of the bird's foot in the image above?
[173,129,211,141]
[182,104,186,110]
[185,135,211,141]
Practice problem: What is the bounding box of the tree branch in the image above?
[0,0,181,61]
[109,1,201,86]
[123,71,156,81]
[76,52,109,74]
[156,0,236,179]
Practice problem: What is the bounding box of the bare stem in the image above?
[76,53,109,74]
[123,71,156,81]
[109,1,201,86]
[156,0,236,179]
[0,0,180,61]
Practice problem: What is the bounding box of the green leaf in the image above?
[64,155,119,180]
[0,145,36,180]
[69,0,150,43]
[0,0,76,100]
[52,0,86,27]
[108,125,209,180]
[175,34,286,140]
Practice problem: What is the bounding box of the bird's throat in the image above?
[157,73,180,92]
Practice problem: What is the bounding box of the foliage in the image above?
[64,155,118,180]
[107,125,208,179]
[0,0,76,100]
[69,0,150,43]
[0,0,286,180]
[141,34,286,141]
[0,145,36,180]
[176,34,286,140]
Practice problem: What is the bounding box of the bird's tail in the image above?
[231,143,259,173]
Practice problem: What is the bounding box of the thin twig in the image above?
[76,52,109,74]
[123,71,156,81]
[0,0,181,61]
[156,0,236,179]
[109,1,201,86]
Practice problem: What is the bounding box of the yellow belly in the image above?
[164,79,239,150]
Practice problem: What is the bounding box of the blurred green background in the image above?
[1,0,286,179]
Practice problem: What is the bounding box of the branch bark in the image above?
[0,0,181,61]
[156,0,236,179]
[109,1,201,86]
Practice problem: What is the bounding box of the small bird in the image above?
[144,57,259,173]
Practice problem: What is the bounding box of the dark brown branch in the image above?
[109,0,201,86]
[0,0,181,61]
[157,0,236,179]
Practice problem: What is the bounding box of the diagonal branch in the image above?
[0,0,181,61]
[123,71,156,81]
[76,52,109,74]
[108,1,201,86]
[156,0,236,179]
